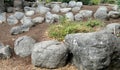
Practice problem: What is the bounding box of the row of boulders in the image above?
[0,23,120,70]
[0,1,120,35]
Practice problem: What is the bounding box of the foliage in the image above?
[84,19,104,27]
[117,0,120,9]
[48,22,92,41]
[90,0,101,5]
[47,17,104,41]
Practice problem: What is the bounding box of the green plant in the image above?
[90,0,101,5]
[48,22,93,41]
[84,19,104,27]
[117,0,120,9]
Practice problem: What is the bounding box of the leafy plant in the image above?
[48,22,93,41]
[84,19,104,27]
[47,18,105,41]
[90,0,101,5]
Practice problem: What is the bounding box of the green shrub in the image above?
[48,22,93,41]
[47,19,104,41]
[117,0,120,9]
[84,19,104,27]
[90,0,101,5]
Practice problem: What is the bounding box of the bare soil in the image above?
[0,5,120,70]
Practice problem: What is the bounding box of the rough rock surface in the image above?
[0,13,6,24]
[52,5,61,13]
[60,8,71,13]
[74,13,83,21]
[45,12,54,23]
[14,36,36,57]
[65,12,74,21]
[0,43,11,59]
[7,15,18,25]
[32,17,44,24]
[94,6,108,20]
[32,40,69,69]
[65,31,118,70]
[14,12,24,20]
[108,11,120,19]
[69,1,76,8]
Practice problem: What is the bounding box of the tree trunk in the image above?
[0,0,5,13]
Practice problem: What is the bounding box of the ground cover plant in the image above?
[47,18,105,41]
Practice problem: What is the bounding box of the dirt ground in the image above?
[0,5,120,70]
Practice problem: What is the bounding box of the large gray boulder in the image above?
[108,11,120,19]
[53,14,60,22]
[0,0,5,13]
[14,36,36,57]
[74,13,83,21]
[65,12,74,21]
[76,2,83,7]
[60,8,72,14]
[25,10,35,17]
[69,1,76,8]
[7,15,18,25]
[10,26,23,35]
[72,7,80,13]
[14,12,24,20]
[45,12,54,23]
[79,10,93,18]
[52,5,61,13]
[36,6,50,15]
[60,3,68,8]
[94,6,108,20]
[7,7,14,13]
[21,16,34,27]
[65,31,118,70]
[0,43,11,59]
[31,40,69,68]
[32,17,44,24]
[0,13,6,24]
[105,23,120,35]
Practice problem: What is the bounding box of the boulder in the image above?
[14,36,36,57]
[108,11,120,19]
[72,7,80,13]
[74,13,83,21]
[0,0,5,13]
[0,13,6,24]
[60,3,68,8]
[94,6,108,20]
[45,12,54,23]
[60,8,72,13]
[7,7,14,13]
[76,2,83,7]
[53,14,60,22]
[65,31,118,70]
[69,1,76,8]
[24,6,36,13]
[36,6,50,15]
[10,26,23,35]
[0,43,11,59]
[32,17,44,24]
[52,5,61,13]
[7,15,18,25]
[105,23,120,35]
[25,10,35,17]
[79,10,93,18]
[14,12,24,20]
[21,16,34,27]
[112,5,119,11]
[65,12,74,21]
[31,40,68,68]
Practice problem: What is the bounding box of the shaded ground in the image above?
[0,5,120,70]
